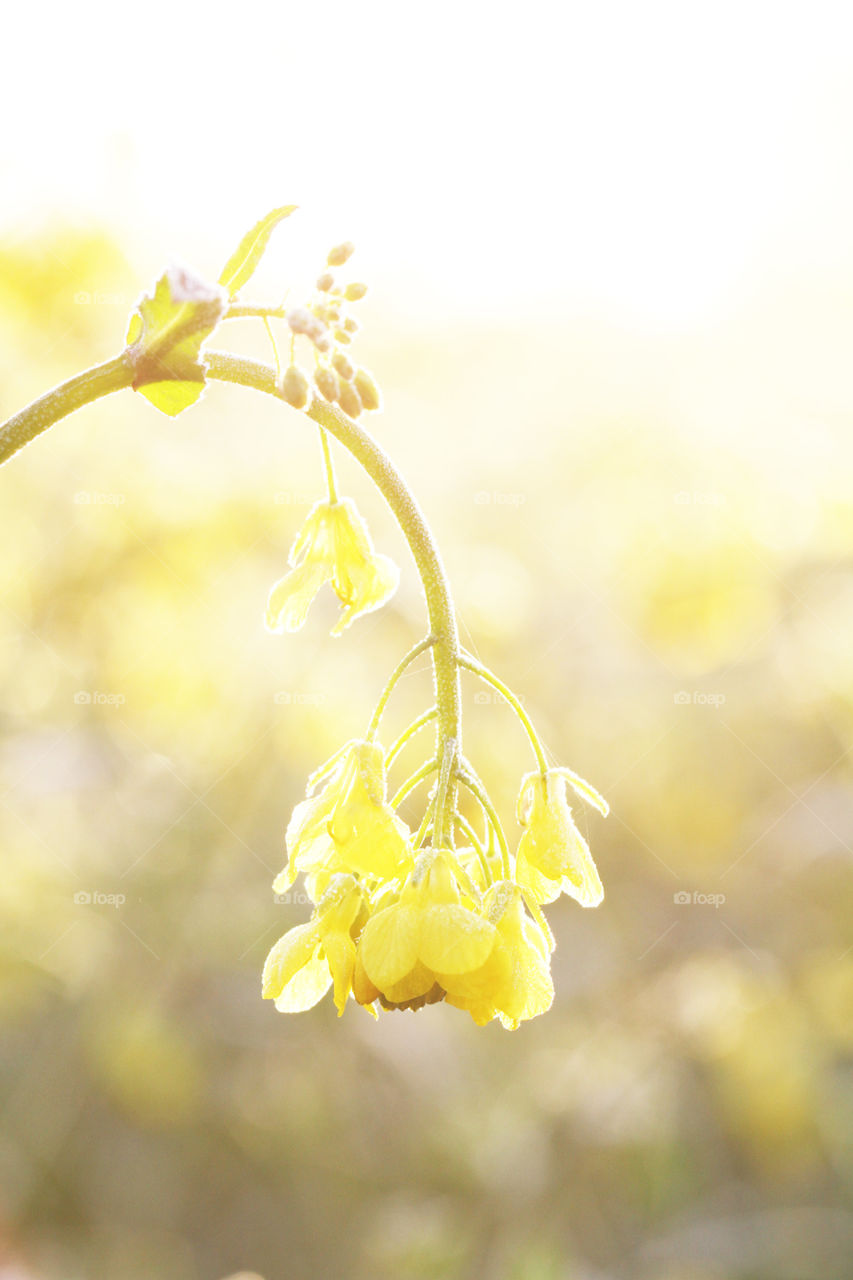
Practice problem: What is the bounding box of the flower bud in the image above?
[354,368,382,412]
[286,306,330,350]
[327,241,355,267]
[344,282,368,302]
[343,316,360,334]
[337,380,363,419]
[333,328,352,345]
[314,365,340,402]
[316,272,334,292]
[280,365,310,409]
[332,351,355,382]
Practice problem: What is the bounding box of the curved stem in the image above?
[226,302,289,321]
[207,352,462,834]
[0,354,133,466]
[386,707,438,767]
[0,349,464,840]
[455,765,511,880]
[453,810,493,888]
[318,428,338,504]
[390,758,438,811]
[367,637,435,739]
[459,651,549,776]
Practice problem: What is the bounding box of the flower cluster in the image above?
[279,241,381,419]
[260,219,607,1030]
[263,735,607,1029]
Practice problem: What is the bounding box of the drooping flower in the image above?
[354,849,497,1011]
[440,881,554,1028]
[262,874,364,1015]
[265,498,399,636]
[274,740,414,899]
[515,771,605,907]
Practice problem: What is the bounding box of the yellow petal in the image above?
[265,562,329,633]
[358,904,420,989]
[322,931,356,1016]
[273,953,333,1013]
[418,904,496,975]
[352,951,381,1007]
[262,923,318,999]
[381,960,436,1004]
[560,832,605,909]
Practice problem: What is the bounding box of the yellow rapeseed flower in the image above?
[262,874,363,1016]
[515,771,604,908]
[274,740,413,898]
[265,498,399,636]
[440,881,554,1028]
[354,850,497,1010]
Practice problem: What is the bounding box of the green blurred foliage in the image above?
[0,226,852,1280]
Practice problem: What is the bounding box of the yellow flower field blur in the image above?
[2,4,853,1276]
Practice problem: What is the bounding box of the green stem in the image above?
[453,810,493,887]
[0,354,133,466]
[367,637,435,740]
[455,765,511,879]
[386,707,438,767]
[390,758,438,811]
[226,303,289,321]
[459,651,549,776]
[0,350,464,844]
[318,427,338,504]
[207,353,462,833]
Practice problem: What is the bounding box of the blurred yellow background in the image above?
[1,3,853,1278]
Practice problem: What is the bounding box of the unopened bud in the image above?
[337,380,363,419]
[314,366,340,402]
[316,272,334,292]
[354,368,382,412]
[343,316,359,334]
[333,328,352,345]
[332,351,355,382]
[286,306,330,351]
[280,365,310,409]
[344,282,368,302]
[327,241,355,267]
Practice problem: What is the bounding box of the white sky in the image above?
[2,0,852,325]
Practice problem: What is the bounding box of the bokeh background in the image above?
[2,3,853,1278]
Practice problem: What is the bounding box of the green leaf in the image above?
[218,205,298,298]
[126,266,227,417]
